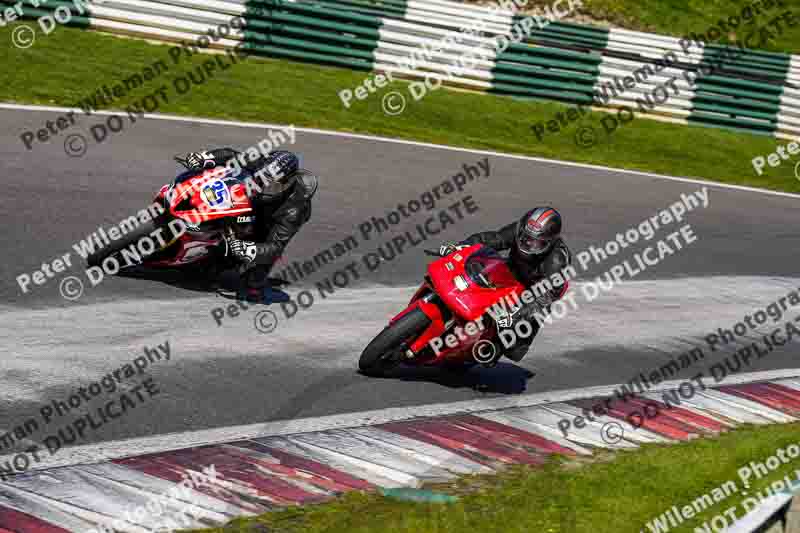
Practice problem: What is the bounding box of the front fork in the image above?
[404,291,455,361]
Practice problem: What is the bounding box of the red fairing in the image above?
[427,244,525,323]
[143,168,256,267]
[376,245,529,367]
[133,168,256,268]
[146,235,220,267]
[161,167,253,224]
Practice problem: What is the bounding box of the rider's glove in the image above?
[533,291,555,310]
[229,238,258,264]
[494,302,526,329]
[186,151,217,171]
[439,242,466,256]
[494,307,513,329]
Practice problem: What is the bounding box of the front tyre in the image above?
[86,218,174,270]
[359,308,431,377]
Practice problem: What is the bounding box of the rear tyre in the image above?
[359,308,431,377]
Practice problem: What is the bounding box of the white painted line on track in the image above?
[2,368,798,473]
[3,103,800,200]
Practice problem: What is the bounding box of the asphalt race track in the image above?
[1,106,799,454]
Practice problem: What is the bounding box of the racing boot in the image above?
[239,285,291,304]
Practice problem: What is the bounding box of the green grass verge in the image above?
[3,24,799,194]
[582,0,800,55]
[194,423,800,533]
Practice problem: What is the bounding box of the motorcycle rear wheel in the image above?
[358,308,431,377]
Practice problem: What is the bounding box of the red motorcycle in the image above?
[87,159,255,272]
[359,244,551,376]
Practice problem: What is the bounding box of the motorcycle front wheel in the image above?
[358,307,431,377]
[85,218,177,270]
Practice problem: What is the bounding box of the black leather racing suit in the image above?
[203,148,318,289]
[460,222,572,361]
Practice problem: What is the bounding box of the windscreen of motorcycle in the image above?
[464,249,519,289]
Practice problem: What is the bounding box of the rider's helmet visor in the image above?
[517,233,552,255]
[256,168,295,198]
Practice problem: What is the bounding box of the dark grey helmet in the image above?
[517,206,562,256]
[255,150,299,198]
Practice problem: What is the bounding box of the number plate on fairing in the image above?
[200,179,232,209]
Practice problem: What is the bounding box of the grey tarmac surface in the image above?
[0,107,799,450]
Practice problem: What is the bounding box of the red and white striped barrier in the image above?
[0,369,799,531]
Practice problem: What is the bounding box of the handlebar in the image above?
[423,249,442,257]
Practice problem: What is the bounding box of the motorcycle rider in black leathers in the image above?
[184,149,317,302]
[441,207,572,365]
